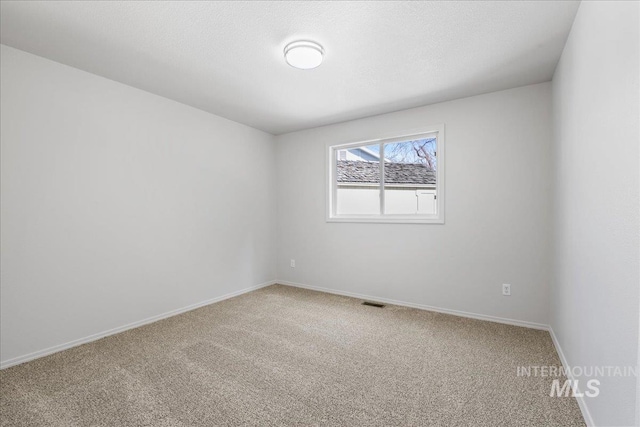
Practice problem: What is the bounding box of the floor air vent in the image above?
[362,301,385,308]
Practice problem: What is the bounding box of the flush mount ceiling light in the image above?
[284,40,324,70]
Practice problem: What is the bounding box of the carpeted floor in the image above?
[0,284,584,426]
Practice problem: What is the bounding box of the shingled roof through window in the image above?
[337,160,436,185]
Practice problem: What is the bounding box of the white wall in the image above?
[336,187,436,215]
[551,2,639,426]
[0,45,277,366]
[276,83,553,326]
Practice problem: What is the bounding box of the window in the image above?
[327,126,444,223]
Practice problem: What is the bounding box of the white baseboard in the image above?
[277,280,549,330]
[0,280,277,370]
[548,327,595,426]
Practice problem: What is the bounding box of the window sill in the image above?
[327,216,444,224]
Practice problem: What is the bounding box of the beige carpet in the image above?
[1,284,584,426]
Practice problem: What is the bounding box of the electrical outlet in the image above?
[290,259,295,268]
[502,284,511,296]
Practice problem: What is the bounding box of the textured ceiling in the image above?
[0,1,579,134]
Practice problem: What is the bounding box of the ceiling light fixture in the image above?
[284,40,324,70]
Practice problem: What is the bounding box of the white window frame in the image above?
[327,125,445,224]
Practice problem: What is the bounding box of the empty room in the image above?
[0,1,638,426]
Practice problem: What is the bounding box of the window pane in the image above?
[383,138,437,215]
[335,144,380,215]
